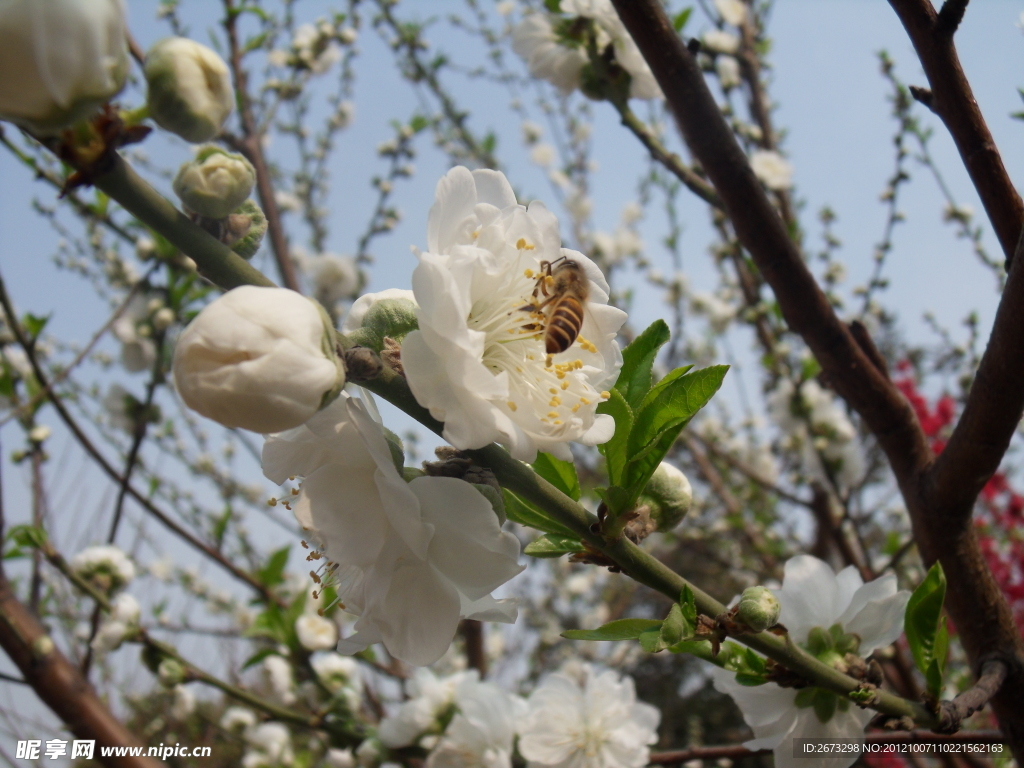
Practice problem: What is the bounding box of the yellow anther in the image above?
[549,387,558,394]
[546,354,554,368]
[291,488,300,495]
[580,397,591,405]
[550,396,561,406]
[507,401,518,411]
[561,381,569,390]
[268,497,278,507]
[548,411,559,419]
[524,269,534,278]
[572,404,581,412]
[516,238,526,249]
[600,391,610,399]
[554,420,562,425]
[556,371,566,379]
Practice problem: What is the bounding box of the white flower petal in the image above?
[778,555,842,641]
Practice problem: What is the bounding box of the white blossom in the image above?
[0,0,129,133]
[714,0,748,26]
[715,55,742,90]
[112,294,157,373]
[310,651,361,694]
[295,612,339,651]
[91,592,140,654]
[426,676,526,768]
[702,29,740,55]
[221,706,258,732]
[561,0,663,100]
[303,253,361,309]
[767,378,864,490]
[518,665,660,768]
[690,291,736,333]
[325,748,357,768]
[750,149,794,191]
[243,722,294,768]
[403,167,626,462]
[511,14,587,95]
[379,668,477,748]
[530,143,556,168]
[170,684,196,720]
[262,392,523,665]
[145,37,234,143]
[173,286,345,433]
[262,654,297,706]
[70,544,135,592]
[709,555,911,768]
[102,383,135,432]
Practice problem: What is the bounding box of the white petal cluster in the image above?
[512,15,588,96]
[299,252,361,311]
[0,0,129,133]
[715,55,742,90]
[220,706,258,732]
[750,149,794,191]
[714,0,748,26]
[701,29,740,55]
[70,544,136,593]
[767,378,863,490]
[403,167,627,462]
[112,294,159,374]
[310,651,361,700]
[145,37,234,144]
[173,145,256,220]
[262,392,523,665]
[512,1,662,100]
[262,654,297,706]
[379,668,477,748]
[518,665,660,768]
[709,555,911,768]
[92,592,140,654]
[243,722,294,768]
[426,675,526,768]
[295,611,339,651]
[173,286,345,434]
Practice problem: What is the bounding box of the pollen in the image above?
[524,268,535,278]
[548,411,559,419]
[600,391,610,399]
[546,354,554,368]
[516,237,536,250]
[580,397,591,405]
[291,488,300,495]
[556,370,566,379]
[561,381,569,390]
[549,397,561,406]
[553,420,563,425]
[507,401,518,411]
[572,404,581,412]
[268,497,278,507]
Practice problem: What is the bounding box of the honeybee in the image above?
[526,257,590,355]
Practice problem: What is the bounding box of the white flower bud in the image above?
[639,462,693,531]
[153,307,176,332]
[144,37,234,143]
[736,586,780,632]
[225,199,268,259]
[172,286,345,433]
[157,657,186,687]
[173,145,256,220]
[341,289,417,349]
[0,0,129,133]
[294,612,338,651]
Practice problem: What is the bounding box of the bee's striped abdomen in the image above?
[545,297,584,354]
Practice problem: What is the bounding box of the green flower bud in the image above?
[144,37,234,143]
[736,586,780,632]
[637,462,693,532]
[341,290,419,352]
[173,145,256,219]
[157,658,186,687]
[223,199,268,259]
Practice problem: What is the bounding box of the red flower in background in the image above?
[895,364,1024,634]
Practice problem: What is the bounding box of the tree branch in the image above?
[887,0,1022,267]
[0,575,161,768]
[937,659,1008,734]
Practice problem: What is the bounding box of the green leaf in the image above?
[523,534,585,559]
[638,626,668,653]
[667,639,715,662]
[627,365,729,466]
[532,452,581,501]
[926,618,950,697]
[21,313,49,341]
[660,603,686,646]
[6,524,48,550]
[813,690,838,724]
[562,618,662,641]
[735,673,769,687]
[241,647,277,671]
[258,546,290,587]
[596,388,633,485]
[595,485,631,517]
[503,489,577,536]
[673,7,693,32]
[621,423,687,506]
[614,320,670,409]
[680,584,697,627]
[905,562,947,680]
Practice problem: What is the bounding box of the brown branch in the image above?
[937,659,1008,734]
[888,0,1023,266]
[459,619,487,678]
[222,0,300,292]
[0,575,161,768]
[611,0,1024,757]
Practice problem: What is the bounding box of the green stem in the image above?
[93,149,934,727]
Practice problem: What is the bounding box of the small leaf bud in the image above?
[341,290,418,352]
[736,586,780,632]
[224,199,268,259]
[157,658,186,687]
[173,145,256,220]
[144,37,234,143]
